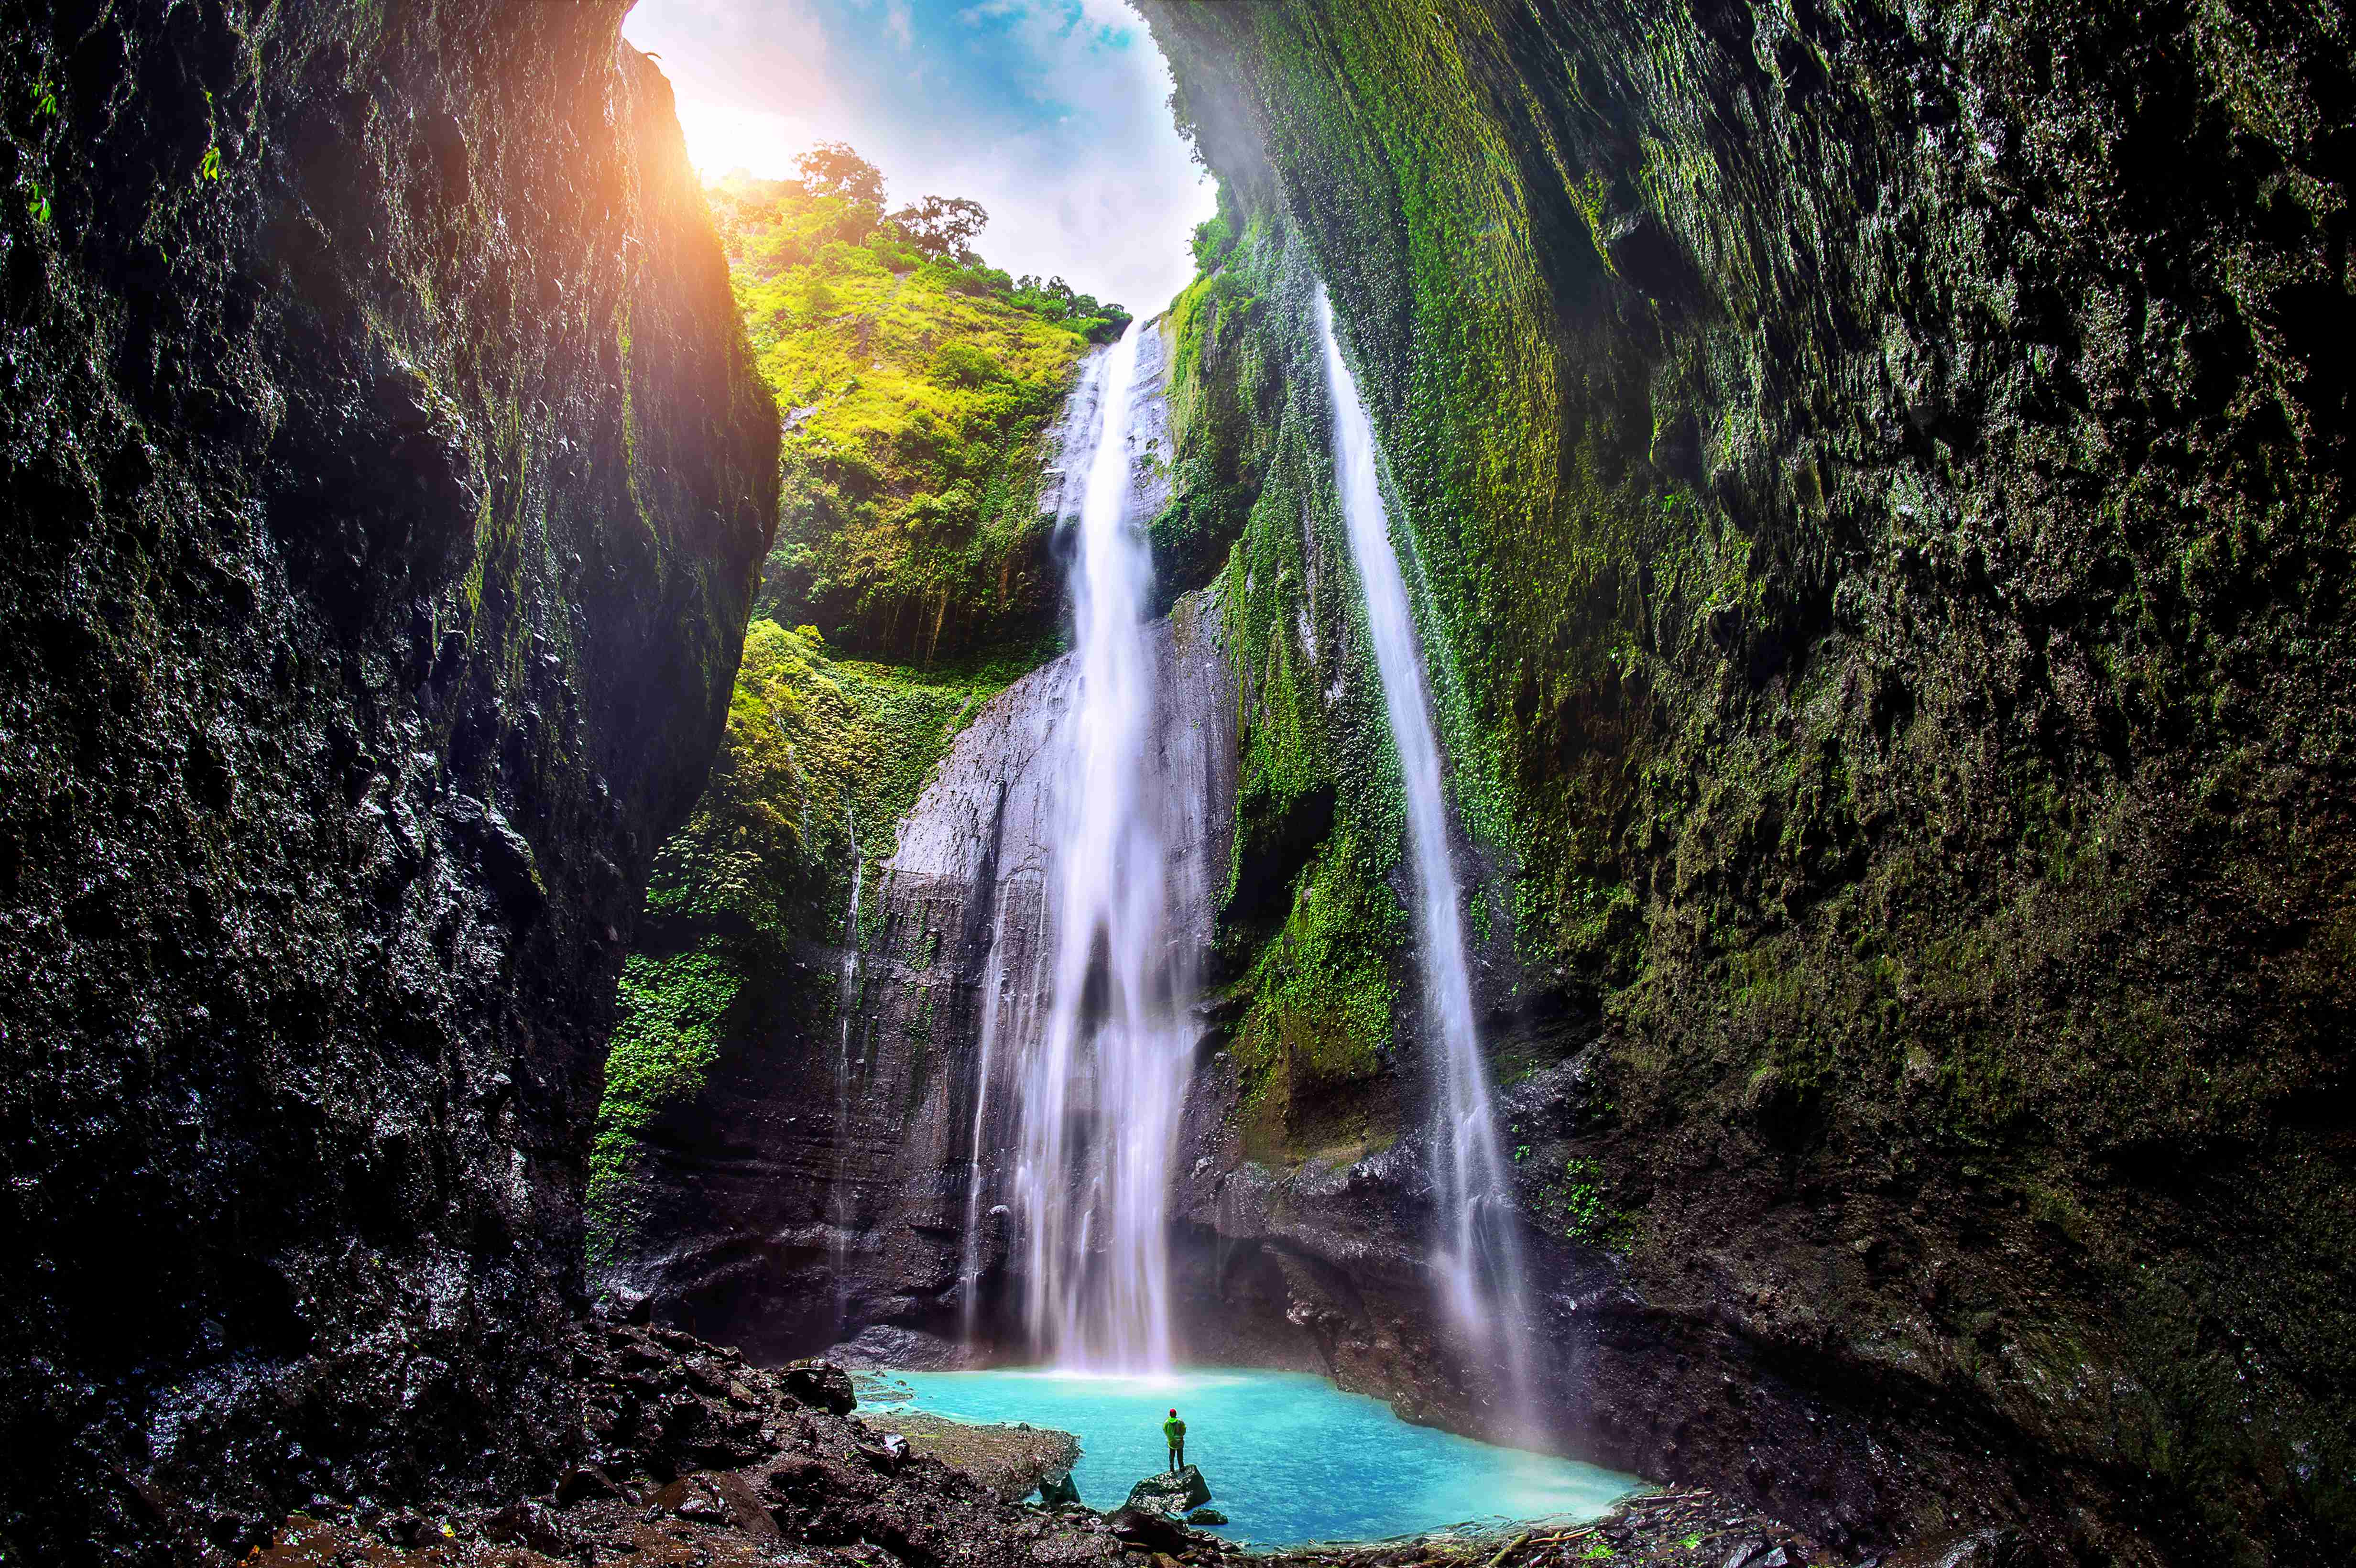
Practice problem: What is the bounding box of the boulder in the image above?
[1186,1507,1228,1526]
[1037,1471,1082,1507]
[1124,1464,1211,1517]
[554,1465,619,1504]
[381,1515,429,1548]
[822,1324,976,1370]
[857,1433,910,1473]
[783,1359,858,1415]
[650,1471,779,1539]
[481,1501,575,1557]
[1105,1506,1189,1552]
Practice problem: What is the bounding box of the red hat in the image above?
[1168,1408,1177,1416]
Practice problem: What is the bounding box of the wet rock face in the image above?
[1139,0,2351,1562]
[607,588,1239,1357]
[0,1,775,1558]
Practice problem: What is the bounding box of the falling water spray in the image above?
[1315,286,1537,1418]
[830,800,864,1328]
[1006,325,1194,1372]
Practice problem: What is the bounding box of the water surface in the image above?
[865,1367,1641,1548]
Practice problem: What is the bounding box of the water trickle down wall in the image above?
[1314,288,1538,1415]
[830,800,865,1330]
[892,319,1238,1366]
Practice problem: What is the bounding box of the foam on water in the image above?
[864,1367,1640,1547]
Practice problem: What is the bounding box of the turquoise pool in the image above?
[862,1367,1642,1548]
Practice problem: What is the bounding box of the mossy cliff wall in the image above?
[1139,1,2352,1562]
[1156,206,1440,1165]
[0,2,775,1559]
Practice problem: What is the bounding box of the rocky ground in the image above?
[226,1322,2022,1568]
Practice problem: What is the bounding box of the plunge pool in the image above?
[862,1367,1643,1549]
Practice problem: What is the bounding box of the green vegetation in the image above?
[641,618,1025,939]
[197,87,221,182]
[587,950,742,1255]
[1152,198,1422,1157]
[711,144,1129,665]
[589,620,1024,1259]
[1525,1155,1636,1253]
[1226,835,1407,1143]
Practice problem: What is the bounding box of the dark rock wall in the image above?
[0,2,776,1558]
[1137,0,2351,1563]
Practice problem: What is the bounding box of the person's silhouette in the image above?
[1162,1407,1187,1473]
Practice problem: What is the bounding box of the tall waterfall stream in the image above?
[1004,326,1193,1371]
[1316,288,1537,1403]
[937,305,1530,1394]
[831,801,864,1326]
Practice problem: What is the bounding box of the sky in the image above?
[622,0,1217,316]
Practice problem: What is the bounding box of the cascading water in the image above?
[1005,325,1194,1371]
[831,800,864,1326]
[1315,286,1536,1400]
[959,890,1049,1345]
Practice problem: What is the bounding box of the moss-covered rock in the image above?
[711,168,1126,666]
[587,621,1027,1263]
[1139,0,2354,1560]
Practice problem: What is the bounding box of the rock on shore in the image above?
[860,1409,1084,1503]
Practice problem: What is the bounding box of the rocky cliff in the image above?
[0,2,776,1559]
[592,326,1244,1359]
[600,590,1236,1361]
[1134,1,2352,1563]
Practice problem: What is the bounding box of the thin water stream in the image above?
[1316,287,1538,1409]
[832,801,864,1328]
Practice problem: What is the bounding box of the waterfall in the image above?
[1315,286,1535,1398]
[958,920,1006,1346]
[958,881,1049,1346]
[831,800,864,1328]
[1004,324,1193,1372]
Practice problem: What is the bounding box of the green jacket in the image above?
[1162,1418,1186,1444]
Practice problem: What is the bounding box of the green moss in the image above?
[1523,1155,1638,1254]
[590,617,1021,1249]
[640,618,1023,941]
[587,948,743,1262]
[1140,0,2356,1551]
[1230,835,1405,1117]
[710,166,1121,665]
[1149,210,1451,1159]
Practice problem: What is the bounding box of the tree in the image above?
[890,195,989,260]
[794,142,884,211]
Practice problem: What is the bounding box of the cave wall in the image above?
[0,1,776,1558]
[1136,0,2353,1562]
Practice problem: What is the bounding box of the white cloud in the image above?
[622,0,1214,316]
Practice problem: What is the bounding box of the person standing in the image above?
[1162,1407,1187,1472]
